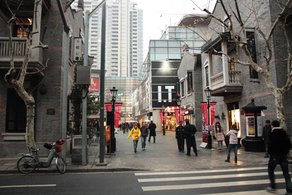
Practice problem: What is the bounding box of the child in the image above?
[215,122,224,151]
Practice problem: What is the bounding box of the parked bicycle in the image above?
[17,139,66,174]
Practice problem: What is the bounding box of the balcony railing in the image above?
[0,37,44,73]
[210,70,242,96]
[0,37,26,58]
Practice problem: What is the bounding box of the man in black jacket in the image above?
[184,119,198,156]
[266,120,292,194]
[175,121,185,152]
[148,121,156,143]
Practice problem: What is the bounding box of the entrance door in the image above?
[5,88,26,133]
[227,102,241,137]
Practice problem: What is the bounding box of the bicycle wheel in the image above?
[55,156,66,174]
[17,155,36,174]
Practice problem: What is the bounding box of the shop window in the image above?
[5,88,26,133]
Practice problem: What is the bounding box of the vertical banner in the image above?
[114,103,122,128]
[89,77,100,92]
[105,102,123,128]
[210,102,216,125]
[201,102,208,126]
[201,102,216,126]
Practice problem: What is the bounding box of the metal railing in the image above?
[0,37,26,57]
[210,70,242,89]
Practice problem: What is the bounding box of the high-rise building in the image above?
[83,0,143,121]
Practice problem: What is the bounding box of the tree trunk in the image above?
[273,89,287,130]
[26,103,36,151]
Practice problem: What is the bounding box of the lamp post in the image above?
[162,105,165,135]
[110,86,118,153]
[204,87,212,149]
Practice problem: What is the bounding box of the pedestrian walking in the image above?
[215,122,225,151]
[184,119,198,156]
[148,121,156,143]
[140,122,149,151]
[266,120,292,194]
[225,124,238,163]
[262,119,272,158]
[175,121,185,152]
[128,123,141,153]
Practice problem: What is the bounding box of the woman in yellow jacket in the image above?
[128,123,141,153]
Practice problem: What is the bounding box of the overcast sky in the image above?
[135,0,216,57]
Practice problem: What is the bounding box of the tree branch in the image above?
[267,0,292,40]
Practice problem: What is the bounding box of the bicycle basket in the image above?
[56,139,65,153]
[44,143,52,150]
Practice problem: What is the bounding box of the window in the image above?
[205,66,209,87]
[246,31,259,79]
[187,71,193,94]
[180,80,185,97]
[14,18,33,37]
[5,88,26,133]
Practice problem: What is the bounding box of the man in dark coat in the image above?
[266,120,292,194]
[262,119,272,158]
[175,121,185,152]
[148,121,156,143]
[184,119,198,156]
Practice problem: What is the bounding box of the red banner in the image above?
[105,102,123,128]
[89,77,100,92]
[201,102,216,126]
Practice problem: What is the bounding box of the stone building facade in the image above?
[201,0,292,150]
[0,0,85,157]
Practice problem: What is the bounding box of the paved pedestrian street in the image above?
[135,166,287,194]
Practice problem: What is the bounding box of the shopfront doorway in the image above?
[227,102,241,138]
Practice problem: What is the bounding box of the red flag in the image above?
[201,102,216,126]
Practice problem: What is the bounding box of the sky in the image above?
[135,0,216,57]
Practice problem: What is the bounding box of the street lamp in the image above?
[110,86,118,153]
[204,87,212,149]
[177,99,181,122]
[162,105,166,135]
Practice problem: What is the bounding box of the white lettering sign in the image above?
[158,85,175,102]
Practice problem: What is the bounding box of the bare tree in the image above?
[204,0,292,129]
[1,0,48,152]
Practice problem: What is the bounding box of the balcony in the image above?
[210,70,243,96]
[0,37,45,75]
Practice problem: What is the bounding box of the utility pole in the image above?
[82,0,106,165]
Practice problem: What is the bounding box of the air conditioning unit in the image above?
[76,66,91,85]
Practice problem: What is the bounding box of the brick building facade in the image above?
[0,0,85,157]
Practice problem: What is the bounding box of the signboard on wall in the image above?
[151,61,180,108]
